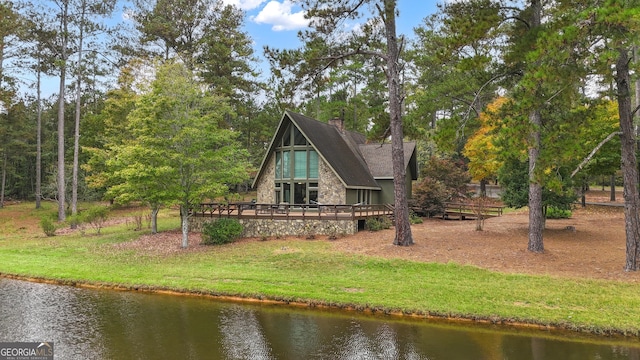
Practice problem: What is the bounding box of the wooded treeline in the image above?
[1,0,639,264]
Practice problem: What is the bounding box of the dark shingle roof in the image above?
[359,142,417,180]
[286,111,379,189]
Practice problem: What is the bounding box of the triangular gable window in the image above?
[274,123,318,204]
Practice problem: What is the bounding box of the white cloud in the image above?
[251,0,309,31]
[220,0,266,11]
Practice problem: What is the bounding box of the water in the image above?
[0,278,638,359]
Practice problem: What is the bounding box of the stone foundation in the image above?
[190,217,358,238]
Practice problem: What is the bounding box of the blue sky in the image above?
[219,0,440,81]
[221,0,439,50]
[28,0,440,98]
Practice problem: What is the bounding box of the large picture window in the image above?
[294,150,307,179]
[274,124,318,204]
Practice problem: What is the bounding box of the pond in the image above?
[0,278,639,359]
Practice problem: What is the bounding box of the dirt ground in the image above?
[120,190,640,283]
[331,189,640,282]
[332,204,636,282]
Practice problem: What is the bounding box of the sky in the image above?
[221,0,439,52]
[219,0,440,80]
[25,0,440,98]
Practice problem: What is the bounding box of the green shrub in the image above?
[82,206,110,234]
[202,218,243,245]
[65,213,87,235]
[365,216,392,231]
[412,156,471,216]
[546,206,572,219]
[410,211,423,224]
[40,217,57,237]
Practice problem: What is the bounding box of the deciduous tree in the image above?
[463,98,505,195]
[109,61,250,248]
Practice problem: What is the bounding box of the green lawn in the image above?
[1,202,640,336]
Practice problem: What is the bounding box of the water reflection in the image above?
[0,279,106,359]
[0,278,639,359]
[220,307,272,359]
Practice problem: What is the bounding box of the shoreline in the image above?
[0,272,630,338]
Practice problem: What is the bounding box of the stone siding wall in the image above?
[318,160,345,204]
[190,217,358,238]
[256,155,275,203]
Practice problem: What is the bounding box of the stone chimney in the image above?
[328,117,344,131]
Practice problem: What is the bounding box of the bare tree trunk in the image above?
[57,0,69,222]
[72,1,86,224]
[634,46,640,189]
[610,174,616,202]
[528,109,544,253]
[474,196,486,231]
[383,0,412,246]
[36,59,42,209]
[0,44,4,209]
[617,48,640,271]
[0,152,6,208]
[180,205,189,248]
[151,206,159,234]
[527,0,544,253]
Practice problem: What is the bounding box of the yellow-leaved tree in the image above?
[463,97,507,197]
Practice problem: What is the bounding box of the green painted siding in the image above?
[346,190,358,204]
[378,180,395,204]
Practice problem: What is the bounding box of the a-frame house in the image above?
[252,111,417,206]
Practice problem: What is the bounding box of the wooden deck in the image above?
[189,203,395,221]
[442,202,504,220]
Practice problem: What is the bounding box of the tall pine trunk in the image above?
[526,0,544,253]
[610,174,616,202]
[528,109,544,253]
[616,48,640,271]
[36,59,42,209]
[72,2,86,222]
[383,0,413,246]
[0,152,6,208]
[0,42,4,209]
[57,0,69,222]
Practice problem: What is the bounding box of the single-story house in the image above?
[252,111,417,206]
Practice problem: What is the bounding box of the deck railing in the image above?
[442,202,504,219]
[189,202,393,221]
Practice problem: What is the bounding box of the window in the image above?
[294,127,306,145]
[283,183,290,204]
[309,151,318,179]
[275,152,282,179]
[357,190,370,204]
[283,125,291,146]
[274,124,319,204]
[294,150,307,179]
[294,183,306,203]
[282,151,290,178]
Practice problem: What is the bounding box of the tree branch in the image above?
[318,48,388,73]
[545,88,565,105]
[503,15,529,28]
[455,72,511,137]
[571,131,622,178]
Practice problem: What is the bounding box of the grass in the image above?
[1,202,640,336]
